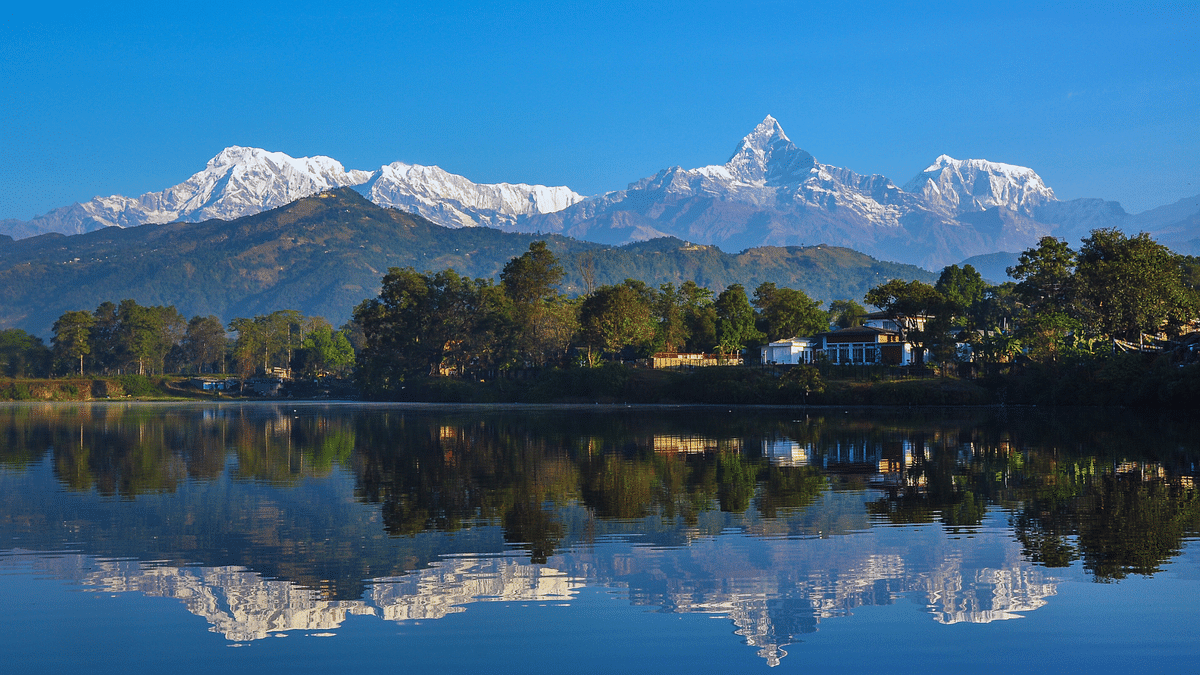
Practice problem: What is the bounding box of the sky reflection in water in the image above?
[0,402,1197,671]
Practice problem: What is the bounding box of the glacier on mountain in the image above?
[358,162,583,229]
[510,116,1188,268]
[3,116,1196,268]
[8,147,582,238]
[903,154,1057,218]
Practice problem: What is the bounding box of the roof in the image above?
[817,325,899,339]
[765,337,819,346]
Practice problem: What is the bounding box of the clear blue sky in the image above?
[1,1,1196,220]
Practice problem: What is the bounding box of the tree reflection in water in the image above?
[0,402,1198,662]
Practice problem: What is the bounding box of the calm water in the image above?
[1,402,1197,673]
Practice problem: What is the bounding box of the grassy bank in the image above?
[379,365,997,406]
[0,375,203,401]
[11,357,1191,407]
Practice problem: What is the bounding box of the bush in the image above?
[116,375,161,397]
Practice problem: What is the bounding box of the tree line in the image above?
[865,229,1200,372]
[1,300,354,380]
[351,241,869,396]
[5,227,1196,397]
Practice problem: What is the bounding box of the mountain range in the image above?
[0,189,936,337]
[2,116,1196,269]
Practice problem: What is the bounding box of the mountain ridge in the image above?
[3,117,1197,267]
[0,189,936,338]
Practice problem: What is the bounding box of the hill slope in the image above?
[0,189,934,337]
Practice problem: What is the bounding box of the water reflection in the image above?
[0,403,1198,667]
[1,519,1054,667]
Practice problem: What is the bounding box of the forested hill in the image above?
[0,188,934,336]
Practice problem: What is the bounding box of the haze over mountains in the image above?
[2,116,1197,269]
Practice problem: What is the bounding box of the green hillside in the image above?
[0,188,935,336]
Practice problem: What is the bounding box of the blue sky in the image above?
[1,1,1196,220]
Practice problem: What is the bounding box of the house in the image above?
[863,310,928,333]
[760,337,819,365]
[188,378,237,391]
[760,326,926,366]
[820,325,923,366]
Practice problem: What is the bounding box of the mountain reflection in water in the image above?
[0,403,1197,668]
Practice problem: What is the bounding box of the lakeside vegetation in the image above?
[2,224,1197,407]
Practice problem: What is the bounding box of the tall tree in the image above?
[715,284,763,354]
[355,268,499,393]
[579,282,656,360]
[295,325,356,378]
[654,283,690,353]
[678,281,717,353]
[89,301,121,373]
[52,310,95,375]
[752,282,826,341]
[864,279,941,343]
[1008,236,1076,315]
[182,315,227,374]
[501,241,564,305]
[828,299,867,329]
[1074,229,1196,347]
[229,316,267,378]
[935,264,986,320]
[115,300,185,375]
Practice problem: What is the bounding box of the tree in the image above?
[501,241,564,305]
[181,316,227,374]
[112,300,185,375]
[354,267,499,394]
[575,249,597,296]
[295,325,356,378]
[828,299,867,329]
[229,316,266,378]
[752,282,826,341]
[259,310,306,372]
[1074,229,1196,347]
[579,282,656,360]
[973,282,1021,334]
[654,283,690,353]
[89,301,121,373]
[1009,236,1076,315]
[0,329,51,378]
[864,279,941,343]
[715,284,763,355]
[503,294,579,368]
[52,310,95,375]
[935,264,986,322]
[499,242,575,368]
[680,281,717,353]
[865,279,947,367]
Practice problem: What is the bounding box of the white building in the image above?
[760,337,819,365]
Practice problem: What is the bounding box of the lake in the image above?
[1,402,1197,673]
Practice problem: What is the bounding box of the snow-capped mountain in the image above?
[518,116,1057,267]
[357,162,583,229]
[12,147,372,237]
[4,116,1197,268]
[6,147,582,239]
[902,155,1057,218]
